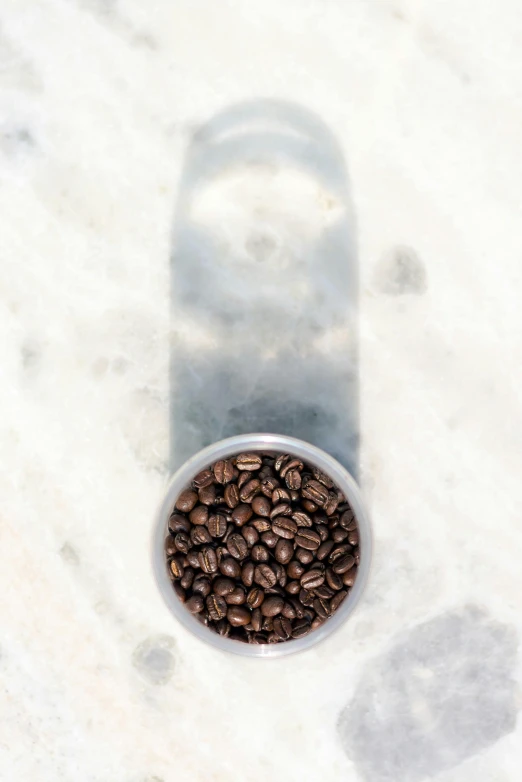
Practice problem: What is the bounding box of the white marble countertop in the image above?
[1,1,521,780]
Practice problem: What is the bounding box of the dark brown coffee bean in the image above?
[165,536,177,557]
[247,587,264,609]
[173,581,186,602]
[190,526,211,545]
[302,479,329,507]
[324,492,340,516]
[272,517,298,539]
[299,588,314,606]
[300,569,325,590]
[227,533,248,560]
[198,483,217,505]
[239,479,261,503]
[251,544,270,562]
[180,567,194,589]
[193,470,214,489]
[285,580,301,595]
[270,562,285,588]
[287,560,305,579]
[261,530,278,548]
[326,568,343,590]
[175,489,198,512]
[270,503,292,520]
[317,540,334,560]
[168,513,191,534]
[227,606,250,627]
[242,526,259,547]
[282,602,296,619]
[292,618,311,638]
[290,598,306,619]
[261,595,284,617]
[207,513,227,538]
[292,511,313,527]
[311,616,323,630]
[331,590,348,611]
[262,617,274,632]
[224,483,240,508]
[254,564,276,588]
[213,576,235,596]
[274,453,290,471]
[189,505,208,526]
[278,458,302,479]
[252,517,271,533]
[285,469,302,490]
[295,529,321,550]
[343,567,358,587]
[275,538,294,564]
[313,597,331,619]
[273,616,292,640]
[315,584,335,599]
[295,547,314,564]
[185,595,204,613]
[206,594,227,620]
[225,587,246,605]
[192,575,211,597]
[251,608,262,632]
[302,499,318,513]
[236,453,262,471]
[272,487,292,504]
[169,557,184,579]
[261,477,279,496]
[213,459,235,484]
[252,495,271,517]
[216,618,231,637]
[199,546,218,574]
[348,530,359,546]
[316,525,329,543]
[241,560,254,588]
[329,544,351,564]
[312,466,334,488]
[223,523,235,542]
[231,504,253,526]
[332,553,356,574]
[332,528,348,542]
[219,557,241,578]
[237,471,252,490]
[340,510,357,530]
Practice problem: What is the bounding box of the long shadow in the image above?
[169,99,359,478]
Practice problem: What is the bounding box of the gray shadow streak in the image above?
[169,100,358,477]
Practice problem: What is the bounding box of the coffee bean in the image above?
[316,525,329,543]
[175,489,198,512]
[332,528,348,542]
[192,575,211,596]
[262,617,274,632]
[299,588,315,606]
[254,564,276,589]
[295,547,314,565]
[282,602,296,619]
[252,517,271,533]
[295,529,321,550]
[216,618,231,637]
[272,487,292,504]
[291,618,311,638]
[292,511,313,527]
[317,540,335,560]
[261,530,278,548]
[261,477,279,496]
[270,503,292,520]
[285,469,302,490]
[300,570,325,590]
[198,483,217,505]
[225,587,246,605]
[231,504,253,526]
[290,598,306,619]
[227,533,248,560]
[302,479,329,507]
[224,483,240,508]
[207,513,227,538]
[190,526,211,545]
[313,597,331,619]
[169,557,184,579]
[165,536,177,557]
[272,517,298,539]
[274,454,290,471]
[287,560,305,579]
[180,567,194,589]
[331,590,348,611]
[324,492,340,516]
[186,595,204,613]
[213,459,235,484]
[326,568,343,590]
[193,470,214,489]
[261,596,284,617]
[315,584,335,599]
[241,560,254,587]
[199,546,218,574]
[189,505,208,526]
[236,453,262,471]
[206,594,227,621]
[223,523,234,543]
[242,526,259,547]
[332,553,355,574]
[302,499,318,513]
[213,577,235,596]
[168,513,191,534]
[227,606,250,627]
[273,616,292,640]
[251,608,262,632]
[251,544,270,562]
[312,466,334,488]
[343,567,357,587]
[329,544,351,564]
[275,538,294,565]
[285,580,301,595]
[239,478,261,503]
[340,510,357,530]
[173,581,186,601]
[348,530,359,546]
[252,495,271,517]
[247,587,264,609]
[311,616,323,630]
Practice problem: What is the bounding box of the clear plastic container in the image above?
[151,433,372,657]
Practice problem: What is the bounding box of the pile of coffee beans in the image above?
[165,452,359,644]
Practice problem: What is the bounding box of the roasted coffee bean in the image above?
[168,513,191,534]
[227,533,248,560]
[198,483,217,505]
[282,602,296,620]
[271,562,286,588]
[237,471,252,490]
[180,567,195,589]
[252,517,271,533]
[213,459,235,484]
[302,498,318,513]
[242,526,259,547]
[241,560,255,588]
[247,587,265,609]
[165,536,177,557]
[272,487,292,504]
[302,479,329,507]
[300,570,325,590]
[254,564,277,588]
[312,466,334,488]
[274,454,290,471]
[262,617,274,632]
[285,469,302,490]
[299,588,315,606]
[175,489,198,512]
[224,483,240,508]
[272,517,298,539]
[186,550,200,569]
[292,511,313,527]
[261,530,278,548]
[275,538,294,564]
[270,503,292,520]
[315,584,335,599]
[207,513,227,538]
[295,529,321,550]
[329,544,350,563]
[192,576,211,598]
[190,526,211,545]
[316,525,329,543]
[251,608,262,632]
[231,504,253,526]
[287,560,305,579]
[325,492,340,516]
[206,594,227,621]
[343,567,357,587]
[311,616,323,630]
[340,510,357,530]
[317,540,335,561]
[199,546,218,574]
[213,577,235,596]
[289,598,306,619]
[348,530,359,546]
[236,453,262,471]
[326,568,343,591]
[273,616,292,640]
[332,553,356,574]
[189,505,208,526]
[252,495,271,517]
[240,478,261,503]
[331,590,348,611]
[227,606,250,627]
[226,587,246,605]
[173,581,186,602]
[251,544,270,562]
[169,557,184,579]
[279,458,302,479]
[193,470,214,489]
[215,557,237,581]
[216,618,231,637]
[261,596,284,617]
[261,477,279,496]
[292,618,311,638]
[295,547,314,565]
[313,597,331,620]
[285,580,301,595]
[332,528,348,543]
[185,595,204,614]
[223,523,235,543]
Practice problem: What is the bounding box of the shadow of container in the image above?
[169,99,359,478]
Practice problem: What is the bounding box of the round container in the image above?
[152,433,372,657]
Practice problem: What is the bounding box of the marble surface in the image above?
[1,1,522,780]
